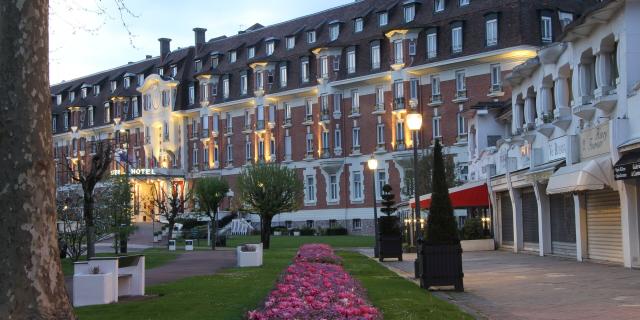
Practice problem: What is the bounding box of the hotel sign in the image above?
[580,122,610,161]
[111,168,157,176]
[547,137,567,161]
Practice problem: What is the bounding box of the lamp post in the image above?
[406,111,423,243]
[367,155,380,258]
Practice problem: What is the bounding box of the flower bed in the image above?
[248,244,380,320]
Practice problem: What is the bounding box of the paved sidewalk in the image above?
[360,249,640,320]
[146,249,236,286]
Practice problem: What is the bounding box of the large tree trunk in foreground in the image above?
[84,191,96,258]
[261,216,273,249]
[0,0,76,318]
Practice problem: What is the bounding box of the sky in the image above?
[49,0,352,85]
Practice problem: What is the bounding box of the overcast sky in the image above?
[49,0,351,85]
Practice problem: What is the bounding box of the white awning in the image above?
[546,156,615,194]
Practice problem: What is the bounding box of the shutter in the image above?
[500,192,513,245]
[550,193,576,257]
[586,190,623,263]
[521,188,539,251]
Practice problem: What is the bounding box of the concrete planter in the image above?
[274,231,282,236]
[73,273,114,307]
[237,243,263,267]
[185,239,194,251]
[461,239,495,252]
[293,231,300,236]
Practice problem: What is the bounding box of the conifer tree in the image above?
[424,140,459,245]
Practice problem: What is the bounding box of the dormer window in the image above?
[248,46,255,59]
[404,5,416,23]
[229,50,237,63]
[69,91,75,101]
[435,0,445,12]
[158,68,164,76]
[170,65,177,77]
[81,88,87,99]
[307,31,316,44]
[354,18,364,32]
[286,36,295,50]
[93,85,100,96]
[329,24,340,41]
[195,60,202,72]
[211,56,219,68]
[124,77,131,89]
[56,94,62,105]
[379,12,388,26]
[266,41,275,56]
[459,0,470,6]
[137,74,144,86]
[110,80,117,92]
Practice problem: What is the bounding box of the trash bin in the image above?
[168,239,176,251]
[185,239,194,251]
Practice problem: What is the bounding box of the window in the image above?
[371,42,381,69]
[491,64,502,91]
[132,97,138,117]
[354,18,364,32]
[379,12,388,26]
[435,0,445,12]
[284,103,292,121]
[226,137,233,163]
[307,30,316,44]
[195,60,202,72]
[203,146,209,168]
[394,40,404,64]
[306,175,316,202]
[188,86,195,104]
[229,50,237,63]
[157,68,164,76]
[69,91,75,101]
[104,103,111,123]
[375,86,384,109]
[192,142,199,166]
[352,171,363,200]
[377,170,386,198]
[329,220,338,228]
[137,74,144,86]
[164,121,170,141]
[433,108,441,138]
[351,90,360,114]
[431,75,441,96]
[240,75,248,95]
[280,66,288,87]
[81,88,87,99]
[486,19,498,46]
[377,123,385,145]
[409,41,417,56]
[110,80,117,92]
[410,78,420,101]
[457,112,467,135]
[266,41,275,56]
[559,11,574,28]
[88,106,94,126]
[541,16,553,43]
[347,50,356,74]
[257,139,265,160]
[329,175,338,201]
[161,90,168,107]
[211,56,219,68]
[320,56,329,78]
[452,26,463,53]
[352,219,362,230]
[306,132,314,155]
[334,129,342,150]
[301,58,310,82]
[396,121,405,144]
[352,127,360,148]
[305,99,313,119]
[330,24,340,41]
[200,83,209,101]
[63,112,68,130]
[455,70,466,93]
[322,130,330,152]
[459,0,470,6]
[404,5,416,23]
[321,95,329,115]
[248,47,255,59]
[306,220,314,228]
[244,109,251,128]
[256,71,264,90]
[394,81,404,100]
[270,136,275,159]
[245,135,252,161]
[143,94,151,110]
[52,116,57,133]
[223,78,230,99]
[286,36,295,49]
[333,57,340,71]
[225,112,232,131]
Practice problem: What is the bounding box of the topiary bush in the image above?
[300,227,316,236]
[461,217,488,240]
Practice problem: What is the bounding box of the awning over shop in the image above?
[410,181,490,209]
[613,151,640,180]
[546,156,615,194]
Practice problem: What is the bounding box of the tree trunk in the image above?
[261,216,273,249]
[211,210,218,250]
[167,221,175,247]
[84,192,96,258]
[0,0,76,318]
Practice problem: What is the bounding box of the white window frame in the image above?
[376,123,385,145]
[280,66,288,87]
[104,103,111,123]
[56,95,62,105]
[352,127,360,148]
[329,174,338,201]
[541,16,553,42]
[491,63,502,89]
[354,18,364,32]
[394,40,404,64]
[334,128,342,150]
[240,75,248,95]
[266,41,275,56]
[352,171,363,201]
[170,65,177,77]
[455,70,466,92]
[404,5,416,23]
[486,19,498,46]
[301,59,310,82]
[347,50,356,74]
[459,0,470,6]
[110,81,117,92]
[431,75,441,96]
[230,51,237,63]
[379,12,388,26]
[137,74,144,86]
[88,106,94,126]
[435,0,445,12]
[286,36,295,50]
[433,109,441,138]
[248,46,255,59]
[452,26,463,53]
[457,112,467,135]
[320,56,329,78]
[188,86,195,104]
[223,79,230,99]
[371,43,381,69]
[305,175,316,203]
[330,24,340,41]
[307,30,316,44]
[195,60,202,72]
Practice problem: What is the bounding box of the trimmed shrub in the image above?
[325,227,348,236]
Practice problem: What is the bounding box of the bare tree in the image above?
[57,193,87,262]
[151,181,193,245]
[0,1,76,318]
[63,140,114,258]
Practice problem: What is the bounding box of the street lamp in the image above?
[367,155,380,258]
[406,111,423,245]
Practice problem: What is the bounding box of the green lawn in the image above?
[226,235,374,249]
[61,248,180,276]
[74,236,469,319]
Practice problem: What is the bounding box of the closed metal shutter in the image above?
[550,193,576,257]
[500,192,513,245]
[521,188,539,251]
[586,190,623,263]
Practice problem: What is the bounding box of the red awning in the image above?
[410,181,490,209]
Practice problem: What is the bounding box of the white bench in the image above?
[73,255,145,307]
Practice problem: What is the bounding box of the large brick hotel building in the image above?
[51,0,597,233]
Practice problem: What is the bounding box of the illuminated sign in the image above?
[111,168,157,176]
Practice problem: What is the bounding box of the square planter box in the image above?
[378,234,403,261]
[237,243,263,267]
[419,243,464,291]
[461,239,495,252]
[73,273,115,307]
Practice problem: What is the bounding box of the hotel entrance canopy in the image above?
[410,181,490,209]
[546,156,615,194]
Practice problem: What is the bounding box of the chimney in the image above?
[158,38,171,57]
[193,28,207,46]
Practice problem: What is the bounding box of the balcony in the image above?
[452,90,468,103]
[349,107,360,118]
[552,107,572,131]
[201,128,210,139]
[242,124,252,134]
[428,94,442,106]
[283,117,292,128]
[321,148,331,159]
[393,98,405,111]
[303,115,313,125]
[256,120,266,132]
[372,103,385,114]
[320,110,331,123]
[488,84,504,97]
[395,140,406,151]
